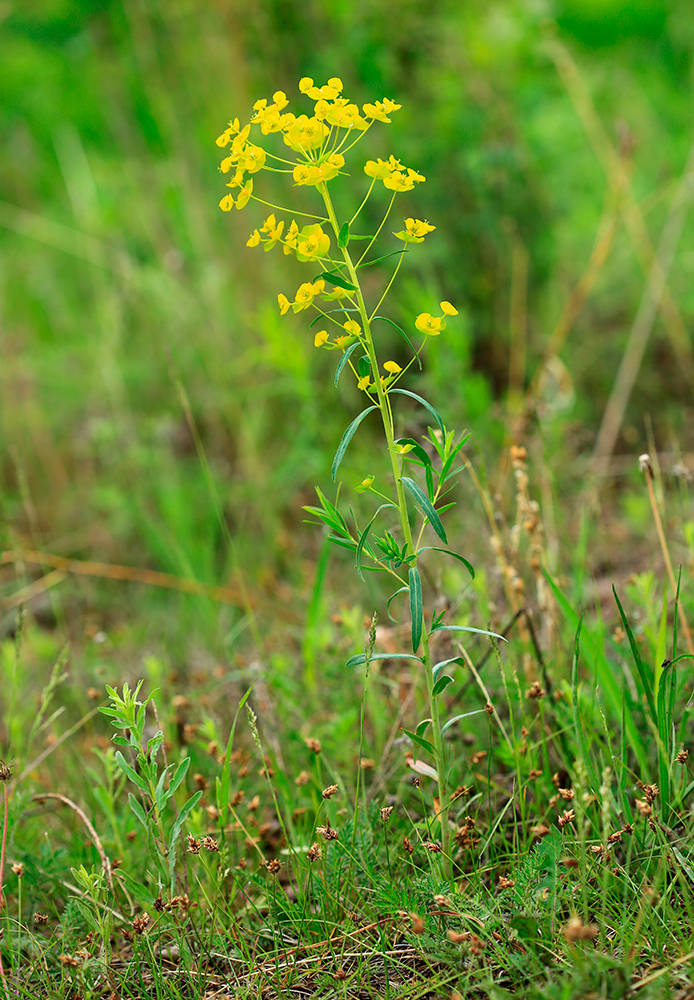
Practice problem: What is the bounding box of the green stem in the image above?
[318,183,451,880]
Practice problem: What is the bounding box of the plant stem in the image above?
[319,184,452,879]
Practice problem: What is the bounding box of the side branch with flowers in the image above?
[216,76,502,881]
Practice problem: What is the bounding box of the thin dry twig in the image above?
[1,548,243,608]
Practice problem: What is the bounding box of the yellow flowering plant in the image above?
[216,77,503,879]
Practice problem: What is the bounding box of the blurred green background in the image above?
[1,0,693,662]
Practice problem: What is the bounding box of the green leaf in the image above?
[433,674,454,696]
[128,793,149,829]
[416,718,432,737]
[418,547,475,579]
[346,652,422,669]
[327,534,358,552]
[389,389,444,434]
[334,342,361,387]
[440,434,471,484]
[332,406,379,481]
[356,503,398,580]
[386,585,410,622]
[431,624,507,641]
[432,656,463,681]
[357,355,371,379]
[441,709,486,734]
[115,751,149,795]
[357,250,407,268]
[317,269,356,291]
[168,756,191,799]
[371,316,422,369]
[613,586,656,725]
[338,222,350,248]
[402,728,435,755]
[395,438,431,467]
[409,566,423,653]
[400,477,447,545]
[168,790,204,854]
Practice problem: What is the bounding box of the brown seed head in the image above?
[201,836,219,852]
[265,858,281,874]
[410,912,425,934]
[531,824,550,837]
[132,913,149,934]
[294,770,310,786]
[558,809,575,829]
[676,749,689,764]
[402,836,414,855]
[562,917,599,943]
[335,967,347,981]
[34,913,48,925]
[322,784,339,799]
[59,954,80,967]
[186,835,201,854]
[247,794,260,812]
[317,823,338,841]
[11,863,24,877]
[380,805,394,822]
[307,842,322,862]
[498,875,515,888]
[304,737,322,754]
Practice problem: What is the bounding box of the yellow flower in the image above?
[300,77,344,101]
[356,475,375,492]
[342,319,362,337]
[415,313,446,336]
[264,219,284,251]
[240,145,266,173]
[278,293,291,315]
[283,220,300,254]
[357,375,372,390]
[293,163,313,185]
[219,194,234,211]
[394,218,436,243]
[284,115,326,151]
[234,179,253,210]
[296,224,330,261]
[219,156,234,174]
[394,442,414,454]
[362,98,402,122]
[383,171,414,192]
[246,229,261,246]
[260,214,277,233]
[440,301,458,316]
[336,334,355,349]
[364,157,393,179]
[314,330,329,347]
[293,282,317,311]
[406,167,425,184]
[324,101,367,130]
[383,360,402,374]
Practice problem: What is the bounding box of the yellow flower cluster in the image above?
[216,77,406,213]
[414,301,458,337]
[364,156,425,192]
[278,279,326,315]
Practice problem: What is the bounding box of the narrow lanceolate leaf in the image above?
[431,624,507,641]
[390,388,444,434]
[418,547,475,579]
[128,793,148,829]
[386,585,410,622]
[346,652,422,669]
[115,751,149,795]
[356,503,397,580]
[400,477,447,545]
[332,406,379,481]
[338,222,350,248]
[613,586,656,725]
[371,316,422,369]
[402,728,435,755]
[432,656,463,681]
[334,342,361,387]
[317,269,357,291]
[432,674,454,696]
[406,757,438,781]
[409,567,423,653]
[441,709,486,734]
[168,790,204,853]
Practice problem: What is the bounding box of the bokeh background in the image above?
[1,0,693,667]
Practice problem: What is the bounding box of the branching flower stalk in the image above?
[215,76,503,882]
